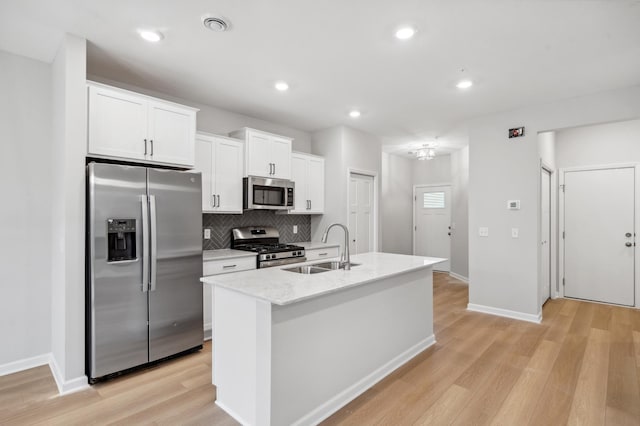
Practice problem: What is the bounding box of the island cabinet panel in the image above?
[212,264,435,426]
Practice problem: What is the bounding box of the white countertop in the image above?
[201,252,445,306]
[296,241,340,250]
[203,249,257,261]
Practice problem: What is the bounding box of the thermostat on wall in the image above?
[507,200,521,210]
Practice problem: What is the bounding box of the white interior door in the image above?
[564,167,635,306]
[349,173,374,254]
[415,185,451,272]
[541,169,551,305]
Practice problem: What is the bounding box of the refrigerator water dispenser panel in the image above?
[107,219,136,262]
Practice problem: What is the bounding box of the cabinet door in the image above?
[194,136,215,211]
[147,100,196,166]
[88,85,148,160]
[214,139,244,213]
[307,157,325,213]
[270,136,292,179]
[245,131,272,177]
[291,154,308,213]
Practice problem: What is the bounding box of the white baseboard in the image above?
[449,271,469,283]
[0,353,51,376]
[204,324,212,342]
[48,356,89,395]
[292,334,437,426]
[216,400,251,426]
[467,303,542,324]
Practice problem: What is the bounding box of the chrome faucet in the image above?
[321,223,351,270]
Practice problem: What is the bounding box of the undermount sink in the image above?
[311,261,361,270]
[283,265,330,275]
[283,261,361,274]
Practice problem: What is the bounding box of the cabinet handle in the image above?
[144,139,148,155]
[319,253,328,256]
[211,194,215,208]
[270,163,274,175]
[222,264,237,269]
[273,163,276,175]
[150,139,154,156]
[217,195,220,208]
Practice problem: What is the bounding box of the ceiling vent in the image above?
[203,16,229,32]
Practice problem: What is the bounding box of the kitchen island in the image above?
[201,252,444,426]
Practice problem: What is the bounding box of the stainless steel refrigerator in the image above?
[86,162,203,382]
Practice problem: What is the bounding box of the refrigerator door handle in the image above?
[149,194,158,291]
[140,195,149,292]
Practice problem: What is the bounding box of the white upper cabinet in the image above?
[284,152,324,215]
[87,81,198,167]
[229,128,292,179]
[194,133,244,214]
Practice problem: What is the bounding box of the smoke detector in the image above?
[203,16,229,32]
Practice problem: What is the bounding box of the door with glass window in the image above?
[415,185,451,271]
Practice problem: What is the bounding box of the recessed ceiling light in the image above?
[203,16,229,32]
[456,79,473,89]
[274,81,289,91]
[395,27,416,40]
[349,110,361,118]
[138,30,163,43]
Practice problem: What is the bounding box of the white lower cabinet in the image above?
[203,255,257,340]
[194,133,244,213]
[305,245,340,261]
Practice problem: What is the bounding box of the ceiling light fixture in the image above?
[274,81,289,91]
[412,140,438,160]
[349,110,361,118]
[456,79,473,89]
[203,16,229,32]
[395,27,416,40]
[138,30,163,43]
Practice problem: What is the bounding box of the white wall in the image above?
[310,126,382,250]
[538,131,556,169]
[50,34,88,391]
[87,75,312,153]
[450,147,469,278]
[381,153,413,255]
[0,50,52,367]
[412,155,451,184]
[468,85,640,320]
[556,119,640,168]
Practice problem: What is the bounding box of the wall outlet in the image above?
[204,228,211,240]
[293,225,298,234]
[479,227,489,237]
[512,228,519,238]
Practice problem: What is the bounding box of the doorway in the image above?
[540,167,552,306]
[348,172,375,254]
[413,184,451,272]
[560,166,636,306]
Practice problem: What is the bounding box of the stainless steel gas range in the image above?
[231,226,306,268]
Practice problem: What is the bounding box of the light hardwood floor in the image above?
[1,273,639,425]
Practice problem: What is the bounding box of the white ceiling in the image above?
[2,0,640,152]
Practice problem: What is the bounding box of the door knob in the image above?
[626,232,632,238]
[626,242,633,247]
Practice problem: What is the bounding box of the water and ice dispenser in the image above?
[107,219,136,262]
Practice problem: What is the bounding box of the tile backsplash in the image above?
[202,210,311,250]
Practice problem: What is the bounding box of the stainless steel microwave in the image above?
[243,176,295,210]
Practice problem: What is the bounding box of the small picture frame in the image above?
[509,127,525,138]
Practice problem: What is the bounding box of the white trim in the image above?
[347,168,379,252]
[204,323,212,342]
[215,401,252,426]
[412,183,452,266]
[0,353,51,376]
[467,303,542,324]
[48,356,90,395]
[291,335,436,426]
[538,163,555,311]
[449,271,469,283]
[558,163,639,307]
